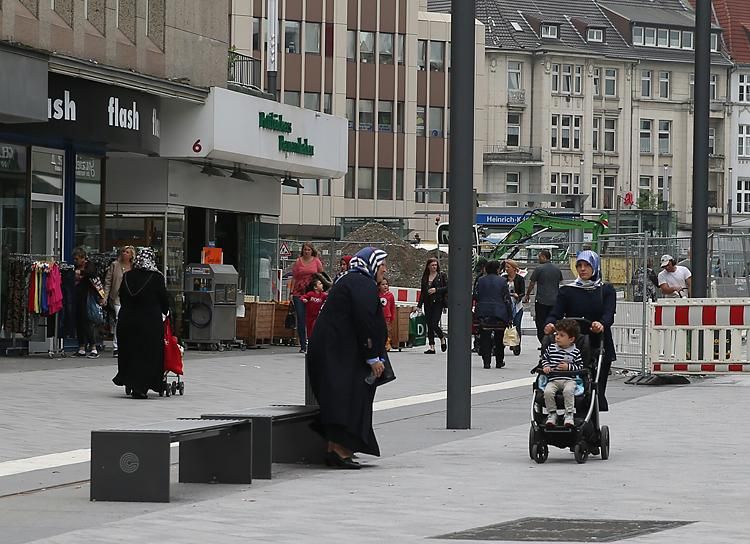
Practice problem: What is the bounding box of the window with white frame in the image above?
[658,120,672,154]
[588,28,604,42]
[593,68,601,96]
[591,175,600,208]
[551,63,560,93]
[508,61,522,90]
[739,125,750,157]
[641,70,652,98]
[550,173,559,207]
[592,118,600,152]
[708,127,716,155]
[561,116,571,148]
[551,114,582,150]
[574,65,583,94]
[562,64,572,94]
[710,74,718,100]
[541,24,558,38]
[669,30,681,48]
[740,74,750,103]
[737,178,750,213]
[574,117,581,149]
[689,73,695,100]
[657,175,667,206]
[657,28,668,47]
[711,33,719,52]
[682,31,693,49]
[644,27,657,46]
[604,68,617,97]
[633,26,644,45]
[604,118,617,152]
[506,172,519,206]
[640,119,653,153]
[659,71,670,99]
[639,176,652,200]
[551,115,558,148]
[507,112,521,147]
[603,175,616,209]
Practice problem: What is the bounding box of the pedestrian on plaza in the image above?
[544,250,616,411]
[301,278,328,342]
[503,259,525,353]
[524,249,563,344]
[335,255,352,282]
[473,259,513,369]
[112,248,170,399]
[378,277,396,351]
[103,245,135,358]
[289,242,324,353]
[72,247,102,359]
[472,257,489,353]
[306,247,389,469]
[417,257,448,354]
[658,254,692,298]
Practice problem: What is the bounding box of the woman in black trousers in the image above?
[417,257,448,354]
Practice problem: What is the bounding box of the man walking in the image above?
[523,250,563,344]
[658,254,691,298]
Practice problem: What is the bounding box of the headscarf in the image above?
[341,255,352,268]
[133,247,159,272]
[571,249,603,290]
[342,247,388,281]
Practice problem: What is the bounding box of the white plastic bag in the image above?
[503,325,520,347]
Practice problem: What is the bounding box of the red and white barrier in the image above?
[650,298,750,375]
[391,287,421,306]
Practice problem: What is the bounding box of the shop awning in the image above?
[159,87,348,180]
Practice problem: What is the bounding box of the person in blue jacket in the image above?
[473,260,513,369]
[544,250,616,411]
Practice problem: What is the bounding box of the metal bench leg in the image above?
[273,419,327,465]
[90,431,171,502]
[179,425,253,485]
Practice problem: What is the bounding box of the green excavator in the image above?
[485,209,610,262]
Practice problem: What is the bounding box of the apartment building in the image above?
[230,0,487,240]
[428,0,732,231]
[711,0,750,228]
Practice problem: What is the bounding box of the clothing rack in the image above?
[2,253,68,358]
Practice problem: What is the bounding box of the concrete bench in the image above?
[200,405,326,479]
[90,418,252,502]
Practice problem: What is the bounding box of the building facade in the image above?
[230,0,487,240]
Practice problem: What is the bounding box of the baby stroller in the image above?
[528,318,610,464]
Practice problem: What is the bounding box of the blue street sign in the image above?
[475,214,525,225]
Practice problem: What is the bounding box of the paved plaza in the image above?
[0,333,746,543]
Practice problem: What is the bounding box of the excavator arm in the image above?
[487,210,609,261]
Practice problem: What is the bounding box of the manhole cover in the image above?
[431,517,694,542]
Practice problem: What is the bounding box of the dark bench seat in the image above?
[200,405,326,479]
[90,418,252,502]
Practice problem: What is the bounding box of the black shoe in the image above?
[424,348,436,354]
[325,451,361,469]
[131,390,148,399]
[483,358,491,369]
[483,363,491,369]
[299,347,306,353]
[112,349,118,358]
[496,360,505,369]
[440,340,447,352]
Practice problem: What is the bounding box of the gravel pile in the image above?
[341,223,448,289]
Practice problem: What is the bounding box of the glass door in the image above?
[30,201,62,258]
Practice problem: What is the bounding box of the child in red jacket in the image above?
[379,278,396,351]
[301,278,328,343]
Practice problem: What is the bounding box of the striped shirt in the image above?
[542,343,583,381]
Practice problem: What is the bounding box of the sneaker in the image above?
[564,415,575,428]
[545,414,557,428]
[112,349,118,358]
[299,347,306,353]
[87,351,100,359]
[75,350,86,357]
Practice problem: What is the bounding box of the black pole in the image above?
[447,0,475,429]
[692,0,710,297]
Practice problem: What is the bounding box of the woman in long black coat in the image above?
[307,247,388,469]
[112,247,169,399]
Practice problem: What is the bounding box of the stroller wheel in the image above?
[179,382,185,395]
[600,426,610,460]
[574,443,588,464]
[531,442,548,464]
[528,425,540,459]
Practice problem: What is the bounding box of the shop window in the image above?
[378,101,393,132]
[377,169,393,200]
[304,22,321,54]
[304,92,320,111]
[358,167,374,199]
[31,148,64,197]
[395,169,404,200]
[428,172,443,204]
[359,99,374,131]
[360,31,375,63]
[344,167,355,199]
[75,154,103,252]
[0,142,28,259]
[285,21,301,53]
[379,33,394,64]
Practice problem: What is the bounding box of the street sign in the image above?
[475,213,525,225]
[279,241,291,259]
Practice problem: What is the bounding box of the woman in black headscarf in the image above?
[307,247,388,469]
[112,247,169,399]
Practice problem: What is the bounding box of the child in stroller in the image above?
[541,319,584,429]
[528,317,611,464]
